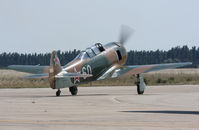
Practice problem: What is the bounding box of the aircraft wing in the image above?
[13,70,92,79]
[8,65,49,74]
[55,72,93,78]
[98,62,192,80]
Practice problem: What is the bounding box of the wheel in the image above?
[69,86,78,95]
[56,89,61,96]
[137,84,144,95]
[136,74,145,95]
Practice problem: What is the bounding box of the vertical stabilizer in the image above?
[49,51,62,89]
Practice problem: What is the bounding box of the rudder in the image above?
[49,51,62,89]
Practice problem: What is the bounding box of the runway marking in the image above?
[112,97,121,103]
[0,119,199,128]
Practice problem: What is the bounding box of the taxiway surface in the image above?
[0,85,199,130]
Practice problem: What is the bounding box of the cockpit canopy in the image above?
[75,43,105,60]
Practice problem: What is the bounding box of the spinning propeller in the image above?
[119,25,134,46]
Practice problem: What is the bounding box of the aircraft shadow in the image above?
[1,93,161,98]
[120,110,199,115]
[28,94,110,98]
[60,94,109,97]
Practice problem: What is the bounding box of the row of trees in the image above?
[0,45,199,67]
[126,46,199,67]
[0,50,80,67]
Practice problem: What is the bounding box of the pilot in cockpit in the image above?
[95,43,105,52]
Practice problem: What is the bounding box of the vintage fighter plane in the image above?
[8,27,192,96]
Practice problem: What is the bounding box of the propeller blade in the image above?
[119,25,134,45]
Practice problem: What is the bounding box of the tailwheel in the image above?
[69,86,78,95]
[56,89,61,96]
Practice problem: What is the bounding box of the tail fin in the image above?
[49,51,62,89]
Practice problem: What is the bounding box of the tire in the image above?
[137,84,144,95]
[56,89,61,96]
[69,86,78,95]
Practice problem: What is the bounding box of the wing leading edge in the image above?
[98,62,192,80]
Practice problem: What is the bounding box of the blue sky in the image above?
[0,0,199,53]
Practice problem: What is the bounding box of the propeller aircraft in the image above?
[8,26,192,96]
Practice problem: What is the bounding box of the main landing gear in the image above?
[56,89,61,96]
[136,74,146,95]
[69,86,78,95]
[56,86,78,96]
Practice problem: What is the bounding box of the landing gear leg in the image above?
[136,74,146,95]
[56,89,61,96]
[69,86,78,95]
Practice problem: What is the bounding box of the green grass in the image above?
[0,69,199,88]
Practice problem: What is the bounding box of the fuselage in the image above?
[63,42,127,84]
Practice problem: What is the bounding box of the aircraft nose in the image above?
[115,45,127,64]
[120,46,127,57]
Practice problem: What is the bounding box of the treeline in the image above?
[126,45,199,67]
[0,45,199,67]
[0,50,80,67]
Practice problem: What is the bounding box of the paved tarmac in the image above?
[0,85,199,130]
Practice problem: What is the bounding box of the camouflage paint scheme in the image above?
[63,43,127,84]
[8,42,192,90]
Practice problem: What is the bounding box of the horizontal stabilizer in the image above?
[24,73,49,79]
[8,65,49,74]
